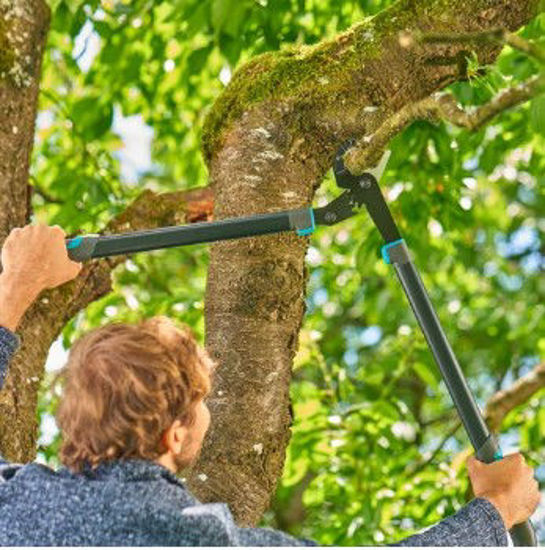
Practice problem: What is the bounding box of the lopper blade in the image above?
[366,149,391,182]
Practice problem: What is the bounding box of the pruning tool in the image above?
[66,141,536,546]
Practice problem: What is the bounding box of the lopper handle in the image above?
[64,208,316,262]
[383,239,537,547]
[476,435,537,546]
[66,235,99,262]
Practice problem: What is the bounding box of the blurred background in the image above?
[34,0,545,544]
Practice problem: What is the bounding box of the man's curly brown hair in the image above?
[57,316,214,472]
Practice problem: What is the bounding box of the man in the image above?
[0,224,539,545]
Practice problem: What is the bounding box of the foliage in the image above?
[34,0,545,544]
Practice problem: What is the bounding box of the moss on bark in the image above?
[201,0,539,163]
[0,16,16,79]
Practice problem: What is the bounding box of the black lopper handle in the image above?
[476,435,537,546]
[66,235,100,262]
[383,240,537,547]
[65,208,317,261]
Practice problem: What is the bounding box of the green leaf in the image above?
[64,0,85,13]
[412,361,439,391]
[211,0,247,37]
[71,96,113,141]
[530,95,545,137]
[211,0,231,33]
[46,0,63,12]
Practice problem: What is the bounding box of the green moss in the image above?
[0,15,16,80]
[201,0,532,161]
[201,0,422,161]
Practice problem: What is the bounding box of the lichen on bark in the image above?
[0,0,38,87]
[0,16,16,77]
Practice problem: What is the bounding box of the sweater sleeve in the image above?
[177,502,316,546]
[390,497,508,547]
[236,526,316,546]
[0,327,19,390]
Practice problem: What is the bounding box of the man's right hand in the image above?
[467,453,540,530]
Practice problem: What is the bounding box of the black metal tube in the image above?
[393,260,489,450]
[92,210,294,258]
[392,257,536,546]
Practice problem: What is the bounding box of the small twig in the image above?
[29,177,64,204]
[74,33,91,63]
[419,410,458,428]
[345,73,544,174]
[405,420,462,478]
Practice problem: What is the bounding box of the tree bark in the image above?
[0,0,50,460]
[0,0,539,526]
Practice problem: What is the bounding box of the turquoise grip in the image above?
[381,238,404,264]
[296,209,315,236]
[65,235,99,261]
[66,237,83,249]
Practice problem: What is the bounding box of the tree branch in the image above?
[344,73,545,174]
[484,361,545,432]
[272,471,317,531]
[29,177,64,205]
[67,185,214,312]
[449,360,545,480]
[420,29,545,65]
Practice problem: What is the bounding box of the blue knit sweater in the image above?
[0,327,508,546]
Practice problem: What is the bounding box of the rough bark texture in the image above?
[186,0,540,525]
[0,0,51,461]
[0,0,540,526]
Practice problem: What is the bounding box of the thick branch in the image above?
[345,73,544,174]
[68,185,214,312]
[0,0,51,462]
[0,0,50,239]
[484,362,545,433]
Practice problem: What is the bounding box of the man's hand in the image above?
[467,453,540,530]
[0,225,82,331]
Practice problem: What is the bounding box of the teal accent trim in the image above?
[66,236,83,250]
[296,209,315,236]
[381,238,405,264]
[493,449,503,461]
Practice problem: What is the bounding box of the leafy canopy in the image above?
[35,0,545,544]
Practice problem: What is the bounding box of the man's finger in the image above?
[51,225,66,238]
[70,262,83,278]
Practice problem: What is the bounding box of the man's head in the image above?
[57,316,214,474]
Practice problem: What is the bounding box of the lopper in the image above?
[66,142,536,546]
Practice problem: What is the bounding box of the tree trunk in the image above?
[186,0,539,525]
[0,0,539,527]
[0,0,50,461]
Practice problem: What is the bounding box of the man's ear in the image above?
[162,420,188,455]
